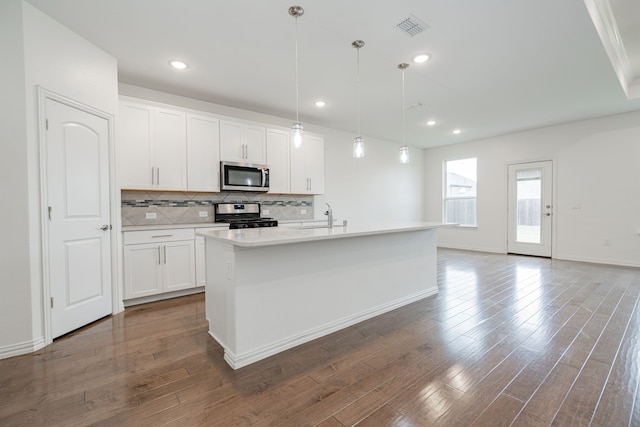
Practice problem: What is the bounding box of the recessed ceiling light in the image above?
[169,60,188,70]
[413,54,430,63]
[314,100,327,108]
[426,120,437,126]
[452,129,462,135]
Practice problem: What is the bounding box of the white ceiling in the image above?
[25,0,640,149]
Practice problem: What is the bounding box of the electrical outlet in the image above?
[301,209,307,215]
[262,209,270,215]
[146,212,157,219]
[199,211,208,218]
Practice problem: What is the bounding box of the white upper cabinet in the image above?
[266,128,290,194]
[220,120,266,164]
[187,113,220,192]
[119,100,187,190]
[290,134,325,194]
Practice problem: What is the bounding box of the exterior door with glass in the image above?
[507,161,553,257]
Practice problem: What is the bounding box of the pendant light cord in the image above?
[356,46,361,136]
[402,67,406,146]
[295,15,300,123]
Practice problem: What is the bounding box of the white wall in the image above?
[119,84,425,223]
[424,110,640,267]
[0,0,33,354]
[0,0,118,357]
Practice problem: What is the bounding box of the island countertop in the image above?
[196,221,445,248]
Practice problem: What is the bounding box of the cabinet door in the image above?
[305,135,325,194]
[119,102,154,189]
[195,236,206,287]
[266,128,290,194]
[220,120,244,162]
[155,108,187,190]
[163,240,196,292]
[220,120,266,164]
[244,124,266,164]
[188,114,220,192]
[124,243,163,299]
[290,135,325,194]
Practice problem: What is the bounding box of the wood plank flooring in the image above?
[2,248,640,426]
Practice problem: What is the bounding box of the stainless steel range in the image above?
[214,203,278,229]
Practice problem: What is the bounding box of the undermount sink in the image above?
[295,223,344,230]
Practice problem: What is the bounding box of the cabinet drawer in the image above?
[124,228,195,245]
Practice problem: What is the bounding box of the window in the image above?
[444,158,477,226]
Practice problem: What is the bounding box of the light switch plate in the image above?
[199,211,208,217]
[145,212,157,219]
[262,209,270,215]
[301,209,307,215]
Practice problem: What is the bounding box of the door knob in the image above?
[99,224,112,231]
[545,213,551,216]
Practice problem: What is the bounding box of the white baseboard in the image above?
[554,254,640,268]
[219,287,438,369]
[0,336,46,360]
[437,243,505,254]
[123,286,204,307]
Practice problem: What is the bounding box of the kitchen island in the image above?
[197,222,443,369]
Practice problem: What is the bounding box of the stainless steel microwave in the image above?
[220,161,270,192]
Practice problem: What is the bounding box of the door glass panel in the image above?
[516,168,541,243]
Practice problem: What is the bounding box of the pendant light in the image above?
[289,6,304,148]
[352,40,365,159]
[398,63,410,164]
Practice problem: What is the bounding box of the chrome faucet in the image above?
[324,202,333,228]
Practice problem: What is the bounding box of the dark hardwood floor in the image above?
[2,248,640,426]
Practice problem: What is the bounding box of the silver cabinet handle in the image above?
[156,167,160,185]
[163,245,167,264]
[157,246,161,264]
[151,234,173,238]
[151,167,155,185]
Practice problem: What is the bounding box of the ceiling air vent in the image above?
[396,14,429,37]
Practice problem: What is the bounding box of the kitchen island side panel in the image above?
[204,228,438,368]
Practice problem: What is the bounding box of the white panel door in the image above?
[187,113,220,192]
[507,161,553,257]
[118,102,154,189]
[220,120,244,162]
[154,108,187,190]
[244,124,266,164]
[46,99,112,338]
[266,128,290,194]
[163,240,195,292]
[123,243,163,299]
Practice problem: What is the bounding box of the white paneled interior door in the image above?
[507,161,553,257]
[45,98,112,338]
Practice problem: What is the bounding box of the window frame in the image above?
[443,157,478,227]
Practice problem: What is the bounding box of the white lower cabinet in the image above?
[195,235,206,287]
[124,229,196,300]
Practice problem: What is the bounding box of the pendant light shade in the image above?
[289,6,304,148]
[398,63,410,164]
[352,40,365,159]
[399,146,409,164]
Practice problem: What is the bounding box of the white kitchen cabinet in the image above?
[123,229,195,300]
[266,128,290,194]
[290,134,325,194]
[195,235,206,287]
[187,113,220,192]
[220,120,266,164]
[119,100,187,190]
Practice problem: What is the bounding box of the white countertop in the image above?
[197,222,445,248]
